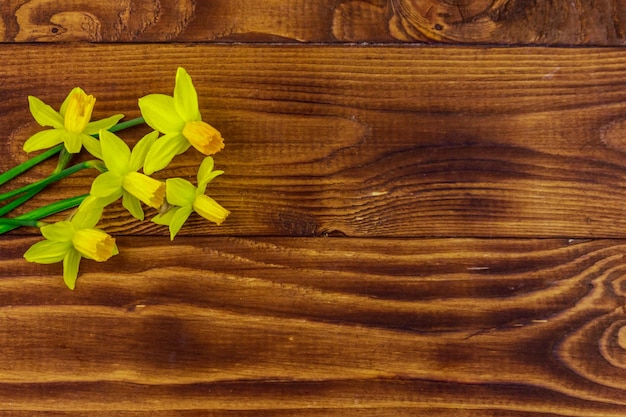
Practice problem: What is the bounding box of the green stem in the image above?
[0,116,143,187]
[0,218,43,228]
[0,147,74,218]
[54,147,73,174]
[0,194,87,234]
[0,144,63,187]
[0,184,44,217]
[0,160,99,202]
[0,116,144,221]
[108,116,145,133]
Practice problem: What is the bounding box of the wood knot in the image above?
[619,325,626,350]
[600,118,626,154]
[556,312,626,390]
[15,7,102,41]
[275,210,319,236]
[600,319,626,370]
[10,0,193,42]
[388,0,510,42]
[8,122,41,167]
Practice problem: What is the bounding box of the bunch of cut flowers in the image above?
[0,68,229,289]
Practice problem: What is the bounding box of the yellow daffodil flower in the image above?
[89,130,165,220]
[24,87,124,158]
[153,157,229,239]
[23,198,118,289]
[139,67,224,175]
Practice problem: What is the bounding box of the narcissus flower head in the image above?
[152,156,229,239]
[89,129,165,220]
[24,87,124,158]
[23,198,118,289]
[139,67,225,174]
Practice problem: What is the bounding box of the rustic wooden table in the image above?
[2,1,626,415]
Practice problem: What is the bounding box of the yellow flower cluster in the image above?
[22,68,229,289]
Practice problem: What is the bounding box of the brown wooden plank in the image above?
[2,45,626,238]
[1,236,626,414]
[3,0,626,45]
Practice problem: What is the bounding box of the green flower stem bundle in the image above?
[0,68,229,289]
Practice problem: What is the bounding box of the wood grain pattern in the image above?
[2,2,626,415]
[385,0,626,44]
[4,0,626,45]
[1,236,626,414]
[4,45,626,238]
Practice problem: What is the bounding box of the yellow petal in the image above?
[197,156,215,183]
[174,67,201,122]
[165,178,196,207]
[128,131,159,172]
[152,206,177,226]
[99,130,131,174]
[40,221,74,242]
[168,205,194,240]
[122,191,145,220]
[82,134,103,159]
[138,94,185,134]
[28,96,64,128]
[90,171,123,199]
[83,114,125,135]
[23,129,65,153]
[24,240,72,264]
[143,132,189,175]
[196,156,224,194]
[63,249,81,290]
[63,131,82,154]
[71,198,104,229]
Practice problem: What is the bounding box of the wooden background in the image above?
[2,0,626,415]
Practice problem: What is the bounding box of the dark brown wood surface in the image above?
[2,236,626,415]
[2,1,626,416]
[5,0,626,45]
[8,45,626,239]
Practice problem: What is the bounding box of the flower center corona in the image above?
[72,229,116,262]
[64,91,95,133]
[182,121,225,155]
[123,172,166,208]
[193,194,230,225]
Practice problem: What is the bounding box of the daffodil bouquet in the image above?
[0,67,229,289]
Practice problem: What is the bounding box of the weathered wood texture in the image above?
[3,45,626,238]
[2,4,626,416]
[1,236,626,415]
[4,0,626,45]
